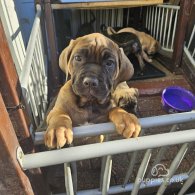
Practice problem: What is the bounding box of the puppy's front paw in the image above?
[44,127,73,149]
[109,107,141,138]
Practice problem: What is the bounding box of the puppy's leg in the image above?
[109,107,141,138]
[142,50,152,63]
[135,53,145,73]
[44,109,73,149]
[112,82,139,114]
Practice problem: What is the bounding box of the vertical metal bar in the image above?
[102,155,112,195]
[111,9,115,27]
[178,169,195,195]
[171,9,178,50]
[33,46,45,119]
[151,6,154,36]
[156,6,161,40]
[114,9,117,27]
[119,9,123,27]
[29,64,42,121]
[100,156,107,191]
[157,143,189,195]
[88,10,90,23]
[145,7,149,29]
[64,163,74,195]
[131,149,152,195]
[105,9,108,26]
[34,42,44,97]
[188,162,195,175]
[146,124,178,179]
[126,8,130,26]
[187,25,195,49]
[148,6,151,31]
[154,6,158,39]
[27,84,39,126]
[95,9,98,32]
[22,88,37,128]
[166,8,174,48]
[123,130,145,187]
[70,161,77,195]
[163,8,169,48]
[99,10,102,30]
[80,10,84,25]
[36,28,48,114]
[192,48,195,58]
[116,9,119,27]
[123,151,138,187]
[159,7,164,44]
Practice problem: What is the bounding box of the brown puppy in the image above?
[44,33,141,149]
[107,27,160,55]
[117,27,160,55]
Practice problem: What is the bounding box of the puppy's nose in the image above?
[83,77,99,88]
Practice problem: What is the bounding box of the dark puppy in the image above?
[44,33,141,149]
[76,11,95,38]
[101,25,151,73]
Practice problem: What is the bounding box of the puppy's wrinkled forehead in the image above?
[72,33,118,57]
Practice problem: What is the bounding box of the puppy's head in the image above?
[148,39,161,55]
[59,33,134,104]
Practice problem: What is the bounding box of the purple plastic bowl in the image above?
[162,86,195,113]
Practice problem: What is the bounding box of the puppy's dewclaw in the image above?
[109,107,141,138]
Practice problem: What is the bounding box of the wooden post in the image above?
[0,19,50,195]
[0,20,32,152]
[0,93,34,195]
[172,0,194,71]
[44,0,60,96]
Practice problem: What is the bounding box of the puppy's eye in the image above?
[106,60,114,67]
[74,55,82,61]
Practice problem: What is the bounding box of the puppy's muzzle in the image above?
[83,76,99,88]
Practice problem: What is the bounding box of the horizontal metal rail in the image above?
[18,128,195,170]
[54,173,189,195]
[34,111,195,144]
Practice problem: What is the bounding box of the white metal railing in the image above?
[52,4,180,52]
[72,9,124,36]
[19,5,48,128]
[145,4,180,52]
[184,25,195,67]
[16,4,195,195]
[17,111,195,195]
[0,0,26,75]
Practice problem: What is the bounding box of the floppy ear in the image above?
[114,48,134,89]
[59,39,76,78]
